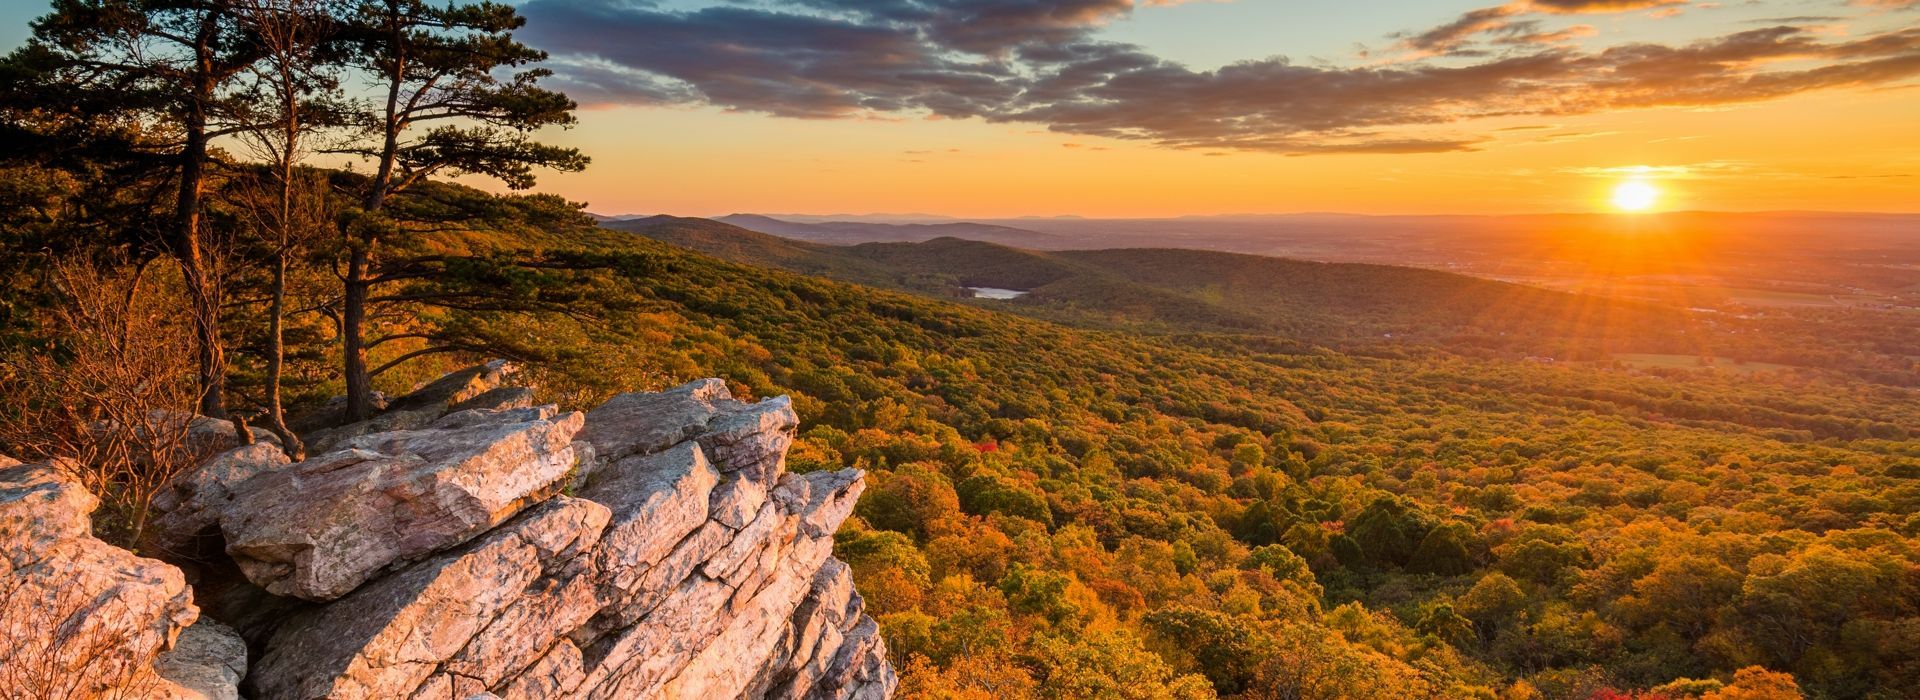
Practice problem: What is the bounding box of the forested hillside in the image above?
[8,175,1919,698]
[326,200,1920,699]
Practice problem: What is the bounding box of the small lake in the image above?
[966,287,1029,300]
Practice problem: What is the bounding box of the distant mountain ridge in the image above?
[604,215,1714,358]
[683,211,1920,302]
[713,214,1061,248]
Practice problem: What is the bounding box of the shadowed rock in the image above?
[150,442,292,560]
[152,618,248,700]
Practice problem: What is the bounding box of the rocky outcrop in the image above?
[241,378,894,699]
[0,367,895,700]
[0,460,198,699]
[748,560,895,699]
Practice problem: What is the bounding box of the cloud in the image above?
[1745,16,1847,24]
[1529,130,1623,143]
[1396,0,1686,55]
[516,0,1920,155]
[521,3,1027,119]
[1557,162,1750,178]
[1495,23,1600,46]
[1399,5,1528,55]
[1525,0,1687,12]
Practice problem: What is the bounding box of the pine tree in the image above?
[7,0,269,417]
[328,0,585,421]
[230,0,338,456]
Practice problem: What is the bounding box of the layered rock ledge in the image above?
[0,368,896,700]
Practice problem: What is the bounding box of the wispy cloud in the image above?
[1557,161,1751,178]
[1395,0,1687,56]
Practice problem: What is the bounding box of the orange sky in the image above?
[460,0,1920,217]
[8,0,1913,217]
[17,0,1891,218]
[526,83,1917,218]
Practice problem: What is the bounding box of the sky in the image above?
[4,0,1918,217]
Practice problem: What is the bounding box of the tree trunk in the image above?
[185,265,225,419]
[176,54,225,419]
[263,254,304,458]
[343,242,373,422]
[342,1,405,424]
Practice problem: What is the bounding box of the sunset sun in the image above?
[1611,181,1660,212]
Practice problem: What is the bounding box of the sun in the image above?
[1611,180,1660,212]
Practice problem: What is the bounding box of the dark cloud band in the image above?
[516,0,1920,155]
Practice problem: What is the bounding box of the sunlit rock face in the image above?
[241,377,894,699]
[0,367,895,700]
[0,459,207,699]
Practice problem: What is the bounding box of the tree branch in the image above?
[368,343,481,378]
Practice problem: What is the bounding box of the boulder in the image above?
[218,411,585,600]
[0,461,198,698]
[0,458,96,549]
[695,395,798,482]
[151,618,248,700]
[448,386,538,414]
[574,378,737,463]
[150,442,291,560]
[576,380,795,530]
[431,404,558,431]
[301,361,520,454]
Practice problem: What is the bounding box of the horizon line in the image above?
[591,209,1920,222]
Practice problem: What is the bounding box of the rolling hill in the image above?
[608,216,1721,358]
